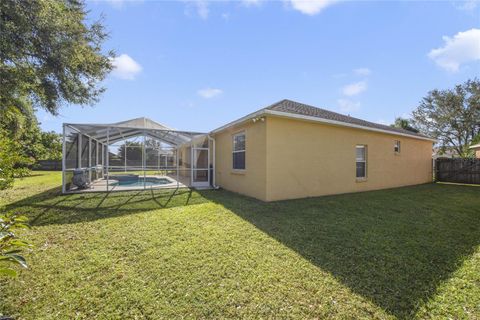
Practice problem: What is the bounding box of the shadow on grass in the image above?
[5,187,209,226]
[199,184,480,319]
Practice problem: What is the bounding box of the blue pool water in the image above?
[111,177,172,187]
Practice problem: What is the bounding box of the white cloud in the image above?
[197,88,223,98]
[428,28,480,72]
[96,0,143,9]
[184,1,209,19]
[342,80,367,96]
[337,99,360,113]
[455,0,479,11]
[195,0,209,19]
[354,68,372,76]
[111,54,142,80]
[242,0,262,7]
[221,12,230,20]
[377,119,390,126]
[288,0,339,15]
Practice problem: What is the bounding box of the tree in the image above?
[118,142,143,161]
[0,0,113,282]
[0,0,113,115]
[471,132,480,145]
[0,0,113,186]
[39,131,62,161]
[0,106,37,181]
[391,117,419,133]
[412,79,480,157]
[0,105,61,168]
[0,129,32,189]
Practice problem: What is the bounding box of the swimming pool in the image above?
[110,176,172,187]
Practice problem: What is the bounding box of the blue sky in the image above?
[37,0,480,133]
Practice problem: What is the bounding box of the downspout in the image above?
[88,137,92,183]
[176,147,179,189]
[106,127,110,192]
[143,130,146,190]
[62,124,66,194]
[208,135,218,189]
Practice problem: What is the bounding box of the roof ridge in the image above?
[261,99,290,112]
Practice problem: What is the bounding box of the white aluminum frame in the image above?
[356,145,367,179]
[394,140,401,153]
[62,120,215,193]
[190,145,210,188]
[232,131,246,170]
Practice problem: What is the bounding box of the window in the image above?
[394,140,401,153]
[356,145,367,179]
[233,132,246,170]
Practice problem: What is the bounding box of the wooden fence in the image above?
[435,158,480,185]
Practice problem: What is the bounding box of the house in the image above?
[470,144,480,158]
[210,99,434,201]
[432,147,460,159]
[62,99,435,201]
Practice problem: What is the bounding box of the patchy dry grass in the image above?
[1,171,479,319]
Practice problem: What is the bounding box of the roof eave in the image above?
[265,110,436,142]
[209,109,267,134]
[210,109,436,142]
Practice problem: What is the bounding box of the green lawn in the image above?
[1,171,479,319]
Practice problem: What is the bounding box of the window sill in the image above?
[356,178,368,183]
[231,170,246,175]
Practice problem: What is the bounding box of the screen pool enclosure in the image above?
[62,117,215,193]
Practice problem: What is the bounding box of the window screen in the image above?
[356,145,367,178]
[394,140,401,153]
[233,132,245,170]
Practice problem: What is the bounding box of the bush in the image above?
[13,167,32,178]
[0,133,32,190]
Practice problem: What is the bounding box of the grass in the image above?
[1,171,479,319]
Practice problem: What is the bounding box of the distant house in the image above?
[432,147,460,159]
[62,99,435,201]
[470,144,480,158]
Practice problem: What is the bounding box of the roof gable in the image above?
[112,117,173,130]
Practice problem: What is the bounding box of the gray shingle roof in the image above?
[264,99,430,139]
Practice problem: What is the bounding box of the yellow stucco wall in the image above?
[476,149,480,158]
[213,119,267,201]
[213,116,433,202]
[265,117,433,201]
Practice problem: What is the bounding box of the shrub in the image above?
[0,212,30,277]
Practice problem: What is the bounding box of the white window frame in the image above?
[232,132,246,170]
[356,145,367,179]
[394,140,401,153]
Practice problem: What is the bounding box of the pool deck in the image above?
[66,175,191,193]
